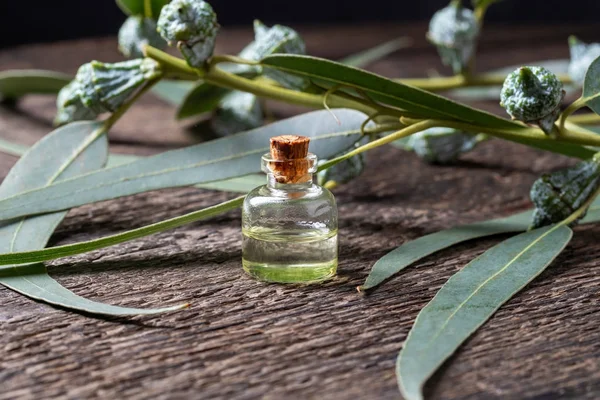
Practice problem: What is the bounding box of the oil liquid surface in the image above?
[242,226,338,283]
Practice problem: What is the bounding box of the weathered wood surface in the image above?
[2,23,600,400]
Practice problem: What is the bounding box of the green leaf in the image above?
[0,70,71,99]
[339,37,412,68]
[0,109,365,222]
[260,54,522,130]
[116,0,169,18]
[0,121,186,315]
[362,195,600,292]
[397,224,573,400]
[176,83,229,120]
[0,196,244,268]
[359,211,532,291]
[582,55,600,115]
[151,80,195,105]
[0,138,264,194]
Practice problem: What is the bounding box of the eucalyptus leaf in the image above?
[0,138,264,194]
[0,70,70,99]
[340,37,412,68]
[0,121,186,315]
[397,224,572,400]
[260,54,523,130]
[116,0,169,18]
[359,210,532,291]
[581,55,600,115]
[151,80,195,105]
[0,196,244,268]
[0,109,365,222]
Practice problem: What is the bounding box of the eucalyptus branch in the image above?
[398,73,572,92]
[143,45,202,80]
[397,117,596,160]
[567,113,600,125]
[559,97,587,132]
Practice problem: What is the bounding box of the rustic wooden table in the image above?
[1,23,600,399]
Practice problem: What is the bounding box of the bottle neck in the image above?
[267,173,314,190]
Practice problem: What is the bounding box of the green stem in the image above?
[560,97,587,132]
[204,66,380,117]
[317,120,437,171]
[567,113,600,125]
[397,73,572,92]
[403,116,600,148]
[143,45,202,80]
[143,0,152,18]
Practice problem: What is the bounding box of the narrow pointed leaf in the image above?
[0,121,186,315]
[0,109,365,222]
[260,54,522,130]
[0,70,70,99]
[360,211,532,290]
[151,80,196,106]
[0,139,264,194]
[340,37,412,68]
[0,196,244,268]
[398,224,573,400]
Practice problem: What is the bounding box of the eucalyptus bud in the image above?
[500,66,564,135]
[405,127,481,164]
[530,155,600,228]
[317,140,367,186]
[427,2,479,74]
[118,16,165,59]
[157,0,219,68]
[54,81,98,127]
[211,91,263,136]
[247,20,309,90]
[567,36,600,87]
[70,58,162,114]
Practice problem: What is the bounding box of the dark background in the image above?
[1,0,599,48]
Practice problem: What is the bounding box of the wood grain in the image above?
[1,22,600,400]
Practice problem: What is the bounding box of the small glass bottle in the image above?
[242,135,338,283]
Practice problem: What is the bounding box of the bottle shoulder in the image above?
[244,183,336,204]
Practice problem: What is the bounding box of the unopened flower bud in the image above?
[157,0,219,68]
[530,155,600,228]
[427,3,479,74]
[118,16,165,59]
[568,36,600,87]
[70,58,162,114]
[500,66,564,135]
[405,127,481,164]
[54,80,97,127]
[211,90,263,136]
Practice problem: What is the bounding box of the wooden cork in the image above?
[269,135,311,184]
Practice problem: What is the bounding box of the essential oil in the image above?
[241,135,338,283]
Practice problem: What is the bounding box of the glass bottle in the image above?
[242,135,338,283]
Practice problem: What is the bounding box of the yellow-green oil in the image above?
[242,226,338,283]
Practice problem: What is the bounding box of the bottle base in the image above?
[242,259,337,283]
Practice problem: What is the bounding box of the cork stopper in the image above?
[269,135,312,184]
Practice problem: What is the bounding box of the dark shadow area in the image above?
[2,0,600,48]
